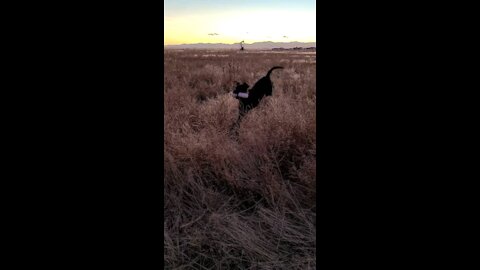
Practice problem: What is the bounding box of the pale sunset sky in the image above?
[164,0,316,45]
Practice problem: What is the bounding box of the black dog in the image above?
[232,66,284,127]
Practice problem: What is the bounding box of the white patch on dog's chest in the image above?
[233,92,249,98]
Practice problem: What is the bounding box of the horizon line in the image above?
[165,41,316,46]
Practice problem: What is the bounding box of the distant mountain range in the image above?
[164,41,316,50]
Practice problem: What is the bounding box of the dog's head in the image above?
[233,81,249,94]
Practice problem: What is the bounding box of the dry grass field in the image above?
[164,49,316,269]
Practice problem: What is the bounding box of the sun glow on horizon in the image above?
[164,3,316,46]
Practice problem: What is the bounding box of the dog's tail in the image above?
[266,66,284,77]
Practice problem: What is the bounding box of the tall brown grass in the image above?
[164,49,316,269]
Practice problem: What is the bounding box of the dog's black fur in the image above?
[232,66,284,130]
[235,66,283,118]
[232,81,249,97]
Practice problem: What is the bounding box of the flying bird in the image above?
[208,33,219,36]
[283,35,288,38]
